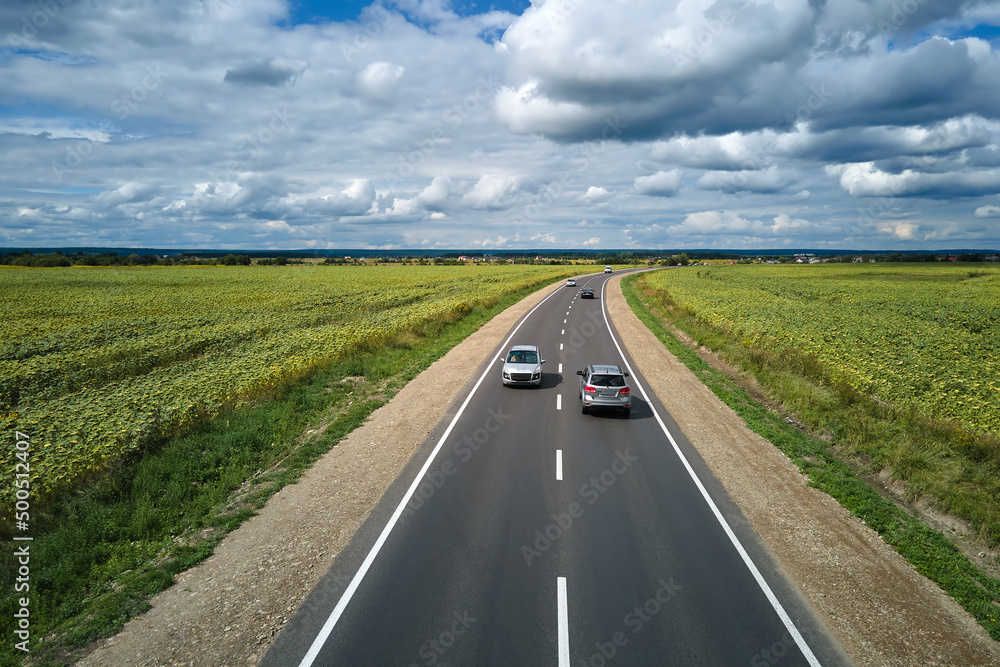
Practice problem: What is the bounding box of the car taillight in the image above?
[585,385,596,393]
[619,386,630,395]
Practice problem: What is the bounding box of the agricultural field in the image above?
[0,264,574,512]
[641,263,1000,436]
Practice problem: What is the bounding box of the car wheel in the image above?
[621,407,631,417]
[581,403,588,414]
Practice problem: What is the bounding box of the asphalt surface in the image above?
[262,270,849,667]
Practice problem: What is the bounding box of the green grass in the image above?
[621,272,1000,642]
[0,277,563,667]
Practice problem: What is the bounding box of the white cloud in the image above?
[634,170,683,197]
[829,162,1000,198]
[581,186,612,203]
[879,222,919,240]
[463,175,518,209]
[417,176,452,210]
[974,205,1000,218]
[671,210,817,238]
[355,61,406,102]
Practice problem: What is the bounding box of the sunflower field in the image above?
[642,263,1000,435]
[1,263,573,511]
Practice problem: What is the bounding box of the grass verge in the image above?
[0,276,567,667]
[620,272,1000,642]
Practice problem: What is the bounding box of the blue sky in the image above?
[2,0,1000,251]
[287,0,530,24]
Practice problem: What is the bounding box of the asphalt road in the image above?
[263,270,850,667]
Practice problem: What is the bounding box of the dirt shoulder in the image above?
[74,276,1000,666]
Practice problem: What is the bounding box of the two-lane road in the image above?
[263,270,849,666]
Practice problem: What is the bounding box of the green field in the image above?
[643,263,1000,435]
[636,262,1000,546]
[622,271,1000,642]
[0,264,575,514]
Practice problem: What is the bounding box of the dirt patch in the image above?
[72,277,1000,666]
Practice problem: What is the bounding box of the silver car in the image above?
[502,345,545,387]
[577,364,631,416]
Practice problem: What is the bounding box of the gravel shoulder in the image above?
[74,276,1000,666]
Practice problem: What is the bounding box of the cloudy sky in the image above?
[2,0,1000,251]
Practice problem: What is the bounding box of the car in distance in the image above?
[502,344,545,387]
[604,266,613,273]
[579,287,595,299]
[577,364,631,416]
[566,278,577,286]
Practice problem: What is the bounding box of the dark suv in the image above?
[577,364,631,416]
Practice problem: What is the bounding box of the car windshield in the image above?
[590,374,625,387]
[508,351,538,364]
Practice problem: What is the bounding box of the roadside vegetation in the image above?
[621,268,1000,642]
[0,266,574,667]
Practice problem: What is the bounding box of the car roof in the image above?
[509,344,538,351]
[589,364,624,375]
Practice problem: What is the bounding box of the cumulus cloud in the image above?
[354,61,406,102]
[93,182,159,209]
[417,176,453,210]
[671,209,818,238]
[581,186,612,203]
[879,222,920,240]
[974,205,1000,218]
[828,162,1000,198]
[634,170,683,197]
[463,175,518,209]
[294,180,377,217]
[498,1,1000,142]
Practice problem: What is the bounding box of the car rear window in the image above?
[590,374,625,387]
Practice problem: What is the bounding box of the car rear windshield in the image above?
[508,351,538,364]
[590,374,625,387]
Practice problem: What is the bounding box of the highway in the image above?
[262,270,849,666]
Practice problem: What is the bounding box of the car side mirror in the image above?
[624,372,630,377]
[541,359,546,364]
[576,370,584,376]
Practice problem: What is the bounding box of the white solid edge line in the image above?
[598,278,823,667]
[556,449,563,481]
[296,285,567,667]
[557,577,570,667]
